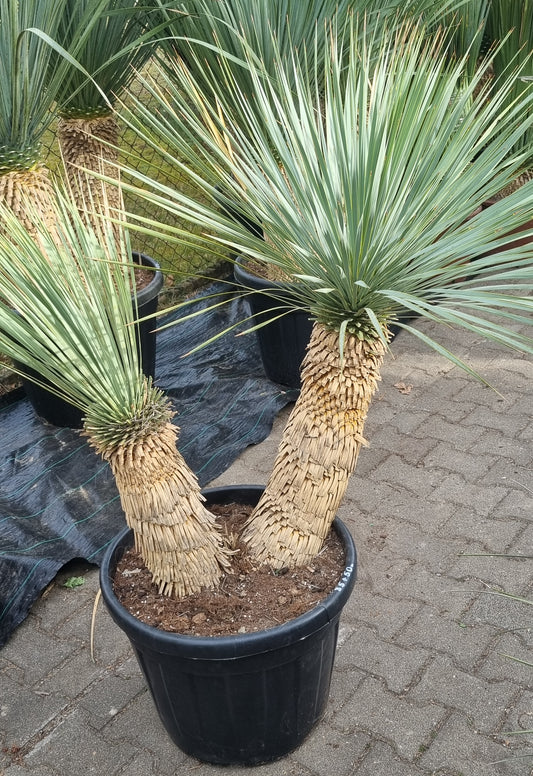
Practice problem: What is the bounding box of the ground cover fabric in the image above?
[0,282,296,647]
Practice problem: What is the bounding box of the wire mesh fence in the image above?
[39,103,220,289]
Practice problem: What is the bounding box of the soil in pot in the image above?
[113,500,346,637]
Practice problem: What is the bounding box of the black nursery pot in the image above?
[233,257,313,389]
[99,485,357,766]
[20,253,163,428]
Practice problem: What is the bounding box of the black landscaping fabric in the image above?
[0,282,296,647]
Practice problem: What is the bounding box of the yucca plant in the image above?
[149,0,466,146]
[113,18,533,571]
[0,187,230,597]
[486,0,533,177]
[0,0,71,230]
[440,0,490,81]
[47,0,163,219]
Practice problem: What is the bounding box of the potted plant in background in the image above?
[96,14,533,762]
[46,0,165,224]
[0,0,71,228]
[481,0,533,250]
[16,1,168,426]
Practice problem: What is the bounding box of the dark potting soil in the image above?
[133,264,155,291]
[113,502,346,637]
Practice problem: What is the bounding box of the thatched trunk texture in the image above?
[0,166,56,235]
[242,321,386,568]
[104,422,231,597]
[58,114,124,221]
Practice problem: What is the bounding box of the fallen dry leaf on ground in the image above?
[394,381,413,395]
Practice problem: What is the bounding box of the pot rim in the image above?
[132,251,164,306]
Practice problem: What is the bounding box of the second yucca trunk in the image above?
[242,322,386,568]
[86,393,231,597]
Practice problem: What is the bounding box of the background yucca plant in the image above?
[0,188,229,597]
[486,0,533,178]
[115,17,533,571]
[148,0,465,147]
[0,0,70,229]
[440,0,490,82]
[47,0,163,220]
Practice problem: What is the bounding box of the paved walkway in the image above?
[1,315,532,775]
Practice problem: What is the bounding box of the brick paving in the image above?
[1,315,532,775]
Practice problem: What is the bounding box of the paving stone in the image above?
[423,441,498,480]
[371,522,466,574]
[428,474,509,516]
[292,723,370,776]
[468,429,533,465]
[0,625,79,685]
[409,654,518,733]
[102,685,186,762]
[338,478,399,518]
[438,508,525,554]
[369,426,438,463]
[385,565,479,617]
[79,672,147,730]
[449,553,533,592]
[344,586,420,640]
[358,490,456,534]
[462,406,528,436]
[193,760,317,776]
[411,415,485,450]
[0,673,68,744]
[332,676,447,761]
[509,523,533,555]
[115,751,160,776]
[492,486,533,521]
[3,767,60,776]
[502,689,533,740]
[417,712,530,776]
[336,622,430,692]
[22,708,134,775]
[369,455,448,498]
[395,604,499,670]
[354,741,427,775]
[26,570,98,637]
[465,587,533,634]
[327,666,367,719]
[478,630,533,686]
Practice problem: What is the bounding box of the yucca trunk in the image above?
[0,165,56,235]
[92,419,231,597]
[58,113,124,220]
[242,321,386,568]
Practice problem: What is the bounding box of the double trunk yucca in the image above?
[114,15,533,586]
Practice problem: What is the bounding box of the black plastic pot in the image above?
[99,484,357,766]
[20,252,163,428]
[234,257,313,389]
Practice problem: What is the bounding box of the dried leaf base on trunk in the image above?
[0,166,56,235]
[58,114,124,218]
[243,321,386,569]
[102,422,231,597]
